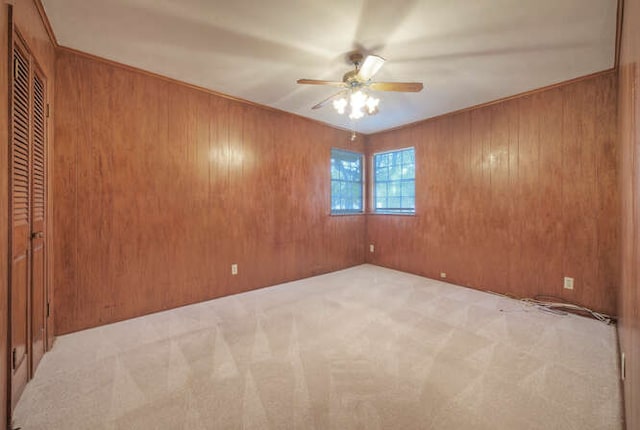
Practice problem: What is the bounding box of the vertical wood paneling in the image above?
[593,75,619,314]
[487,103,511,293]
[0,4,10,426]
[52,52,80,334]
[517,95,541,298]
[450,111,473,286]
[366,72,618,315]
[536,89,564,298]
[505,99,522,297]
[53,50,365,334]
[467,110,486,287]
[618,0,640,427]
[561,82,597,306]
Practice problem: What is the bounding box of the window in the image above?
[373,147,415,214]
[331,148,364,214]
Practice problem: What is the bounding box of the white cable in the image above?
[519,297,613,324]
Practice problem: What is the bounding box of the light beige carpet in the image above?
[14,264,622,429]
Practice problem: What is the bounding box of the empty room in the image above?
[1,0,639,429]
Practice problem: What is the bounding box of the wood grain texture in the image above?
[33,0,57,47]
[53,50,366,334]
[30,66,47,375]
[2,0,55,423]
[1,4,10,427]
[58,46,355,135]
[13,0,56,352]
[618,0,640,427]
[10,36,32,412]
[12,0,55,77]
[376,70,616,136]
[366,72,619,315]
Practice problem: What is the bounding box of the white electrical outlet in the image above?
[369,244,374,253]
[563,277,574,290]
[231,264,238,275]
[440,272,447,279]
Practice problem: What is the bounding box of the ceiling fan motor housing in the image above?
[343,70,365,87]
[343,53,367,86]
[349,53,364,67]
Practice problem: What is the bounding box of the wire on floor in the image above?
[519,297,614,325]
[486,291,614,324]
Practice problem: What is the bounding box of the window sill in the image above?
[330,212,365,217]
[366,212,416,216]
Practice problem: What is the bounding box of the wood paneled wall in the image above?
[366,72,619,315]
[1,3,9,426]
[619,0,640,427]
[53,50,365,334]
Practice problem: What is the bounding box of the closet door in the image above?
[10,39,31,408]
[30,67,46,372]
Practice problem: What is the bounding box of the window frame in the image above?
[330,148,365,215]
[372,147,416,215]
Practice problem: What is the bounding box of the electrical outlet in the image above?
[369,244,374,253]
[231,264,238,275]
[621,352,626,381]
[563,277,574,290]
[440,272,447,279]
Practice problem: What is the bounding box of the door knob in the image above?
[31,231,44,239]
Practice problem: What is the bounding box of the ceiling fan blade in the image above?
[357,55,386,81]
[311,90,348,110]
[297,79,346,87]
[369,82,423,92]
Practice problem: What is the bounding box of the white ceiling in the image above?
[42,0,618,134]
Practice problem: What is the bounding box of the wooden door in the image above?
[30,67,46,372]
[10,38,31,409]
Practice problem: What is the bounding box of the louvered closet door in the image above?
[30,67,47,373]
[10,40,31,408]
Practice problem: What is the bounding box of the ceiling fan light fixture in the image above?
[366,96,380,115]
[348,90,367,120]
[333,97,348,114]
[298,52,422,121]
[334,90,380,120]
[350,89,367,107]
[349,109,364,120]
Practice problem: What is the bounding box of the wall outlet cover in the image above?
[563,277,574,290]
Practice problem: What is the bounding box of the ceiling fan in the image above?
[297,53,423,120]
